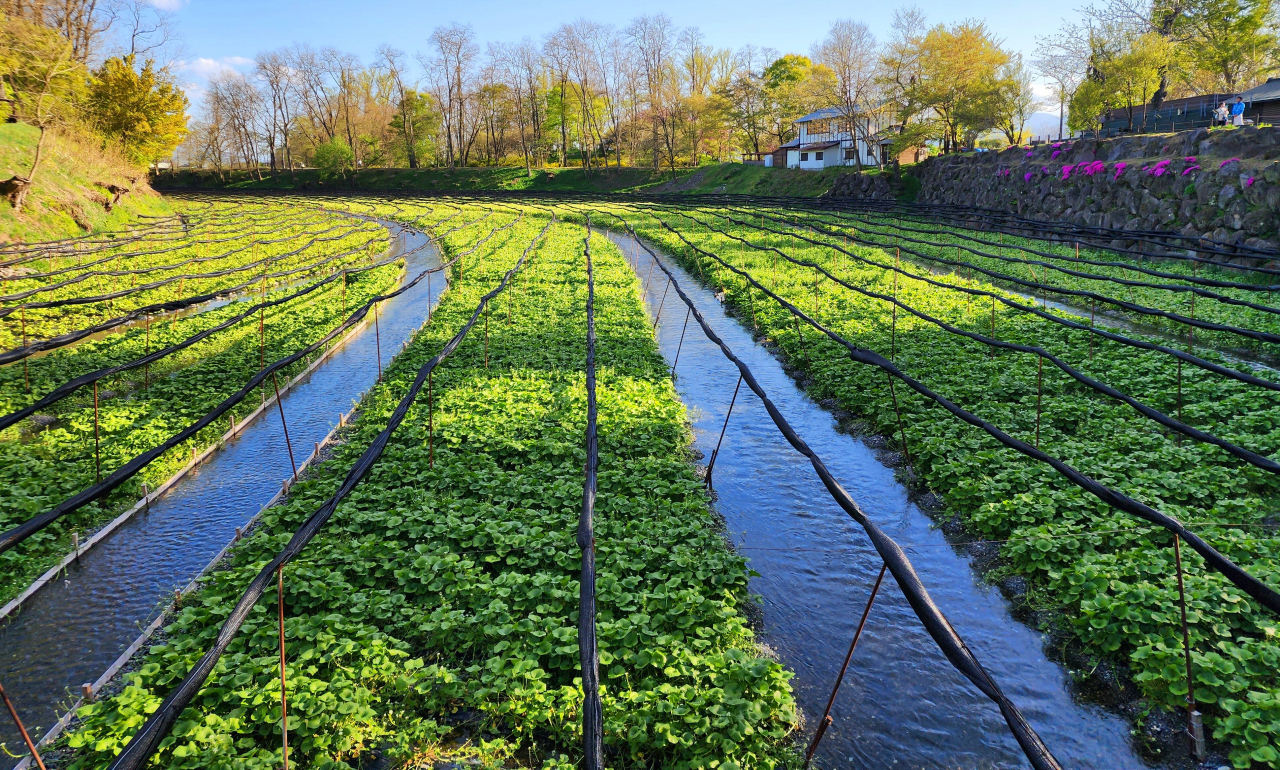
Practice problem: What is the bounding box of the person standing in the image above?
[1215,100,1229,127]
[1232,96,1247,126]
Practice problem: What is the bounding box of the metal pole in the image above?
[375,302,383,381]
[484,307,489,369]
[804,563,888,766]
[272,373,298,482]
[1036,356,1043,449]
[94,380,101,482]
[655,278,671,321]
[0,682,46,770]
[705,374,743,489]
[426,271,432,321]
[1174,536,1207,760]
[990,296,996,359]
[277,566,291,770]
[671,308,692,375]
[21,307,29,392]
[794,315,809,368]
[144,317,151,389]
[887,373,912,469]
[428,370,434,468]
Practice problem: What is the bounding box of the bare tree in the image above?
[208,70,266,179]
[289,44,341,147]
[1033,35,1087,140]
[815,19,880,171]
[542,25,573,167]
[378,45,420,168]
[256,49,297,180]
[423,23,478,169]
[627,13,678,175]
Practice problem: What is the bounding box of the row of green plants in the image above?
[615,203,1280,769]
[63,202,799,770]
[0,202,385,348]
[774,206,1280,357]
[0,202,403,605]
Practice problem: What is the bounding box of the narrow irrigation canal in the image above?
[610,231,1147,770]
[0,224,443,768]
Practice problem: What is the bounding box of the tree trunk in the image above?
[8,125,49,211]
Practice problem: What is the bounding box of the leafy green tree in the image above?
[1174,0,1279,91]
[87,54,188,165]
[902,21,1011,152]
[0,15,88,210]
[313,137,355,180]
[761,54,837,147]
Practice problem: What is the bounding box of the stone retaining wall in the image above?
[827,126,1280,252]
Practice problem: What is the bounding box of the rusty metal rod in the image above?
[0,681,47,770]
[804,562,888,766]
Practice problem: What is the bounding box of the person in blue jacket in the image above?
[1232,96,1247,126]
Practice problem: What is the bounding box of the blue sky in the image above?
[169,0,1076,101]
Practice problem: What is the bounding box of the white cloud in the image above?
[177,56,253,78]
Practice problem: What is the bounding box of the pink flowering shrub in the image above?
[1024,172,1034,181]
[1149,159,1172,176]
[1246,176,1255,187]
[1220,157,1241,168]
[1113,162,1127,180]
[1026,150,1034,158]
[1182,165,1200,175]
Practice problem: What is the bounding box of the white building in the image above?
[783,107,879,170]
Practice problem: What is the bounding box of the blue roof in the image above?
[795,107,846,123]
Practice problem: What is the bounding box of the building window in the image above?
[800,152,809,161]
[815,151,824,160]
[844,149,856,160]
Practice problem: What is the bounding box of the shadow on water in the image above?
[608,231,1147,770]
[0,224,443,768]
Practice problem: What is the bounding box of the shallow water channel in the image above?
[0,224,443,768]
[609,231,1147,769]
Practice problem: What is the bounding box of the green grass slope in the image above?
[0,122,173,246]
[153,162,848,198]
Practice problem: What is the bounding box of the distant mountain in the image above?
[1024,111,1066,141]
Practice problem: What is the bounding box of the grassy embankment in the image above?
[152,163,846,198]
[0,122,173,245]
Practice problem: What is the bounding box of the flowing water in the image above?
[0,224,443,768]
[609,231,1147,770]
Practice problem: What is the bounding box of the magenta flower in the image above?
[1113,162,1127,180]
[1181,165,1200,175]
[1246,176,1255,187]
[1220,157,1241,168]
[1026,150,1034,158]
[1061,164,1074,180]
[1053,142,1062,148]
[1042,167,1050,174]
[1051,150,1061,159]
[1024,172,1034,181]
[1184,156,1196,162]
